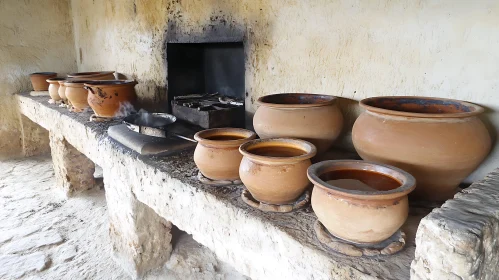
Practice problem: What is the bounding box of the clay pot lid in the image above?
[46,77,66,83]
[239,138,317,163]
[307,160,416,200]
[360,96,484,118]
[67,71,115,77]
[257,93,337,108]
[83,80,137,87]
[30,72,56,76]
[194,128,256,148]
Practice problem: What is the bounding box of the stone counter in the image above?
[15,93,427,279]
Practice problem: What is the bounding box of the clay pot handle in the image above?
[84,86,95,94]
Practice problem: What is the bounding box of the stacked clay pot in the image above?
[67,71,115,80]
[352,96,491,202]
[253,93,343,154]
[46,78,65,102]
[57,80,68,101]
[308,160,415,243]
[239,138,316,204]
[30,72,57,91]
[194,128,256,180]
[64,80,92,112]
[84,80,138,117]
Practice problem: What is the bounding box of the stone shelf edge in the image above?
[20,93,499,280]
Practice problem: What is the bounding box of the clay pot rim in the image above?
[46,77,66,83]
[67,71,115,77]
[30,72,57,76]
[360,96,484,118]
[257,93,337,108]
[194,128,256,148]
[64,80,95,87]
[83,80,137,87]
[239,138,317,163]
[307,160,416,200]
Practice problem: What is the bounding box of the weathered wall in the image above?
[71,0,499,182]
[0,0,77,159]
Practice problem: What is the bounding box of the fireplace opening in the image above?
[167,42,245,128]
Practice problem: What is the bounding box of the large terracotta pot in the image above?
[239,138,317,204]
[308,160,416,244]
[30,72,57,91]
[67,71,115,80]
[194,128,256,180]
[57,80,68,101]
[84,80,137,117]
[352,96,491,202]
[64,80,92,112]
[253,93,343,154]
[46,78,65,101]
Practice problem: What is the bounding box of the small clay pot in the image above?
[67,71,116,80]
[253,93,343,154]
[57,80,68,101]
[46,78,65,101]
[308,160,416,244]
[30,72,57,91]
[84,80,137,117]
[352,96,491,202]
[64,80,92,112]
[194,128,257,180]
[239,138,317,205]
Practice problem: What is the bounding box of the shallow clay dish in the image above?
[64,80,93,112]
[239,138,317,205]
[30,72,57,91]
[84,80,137,117]
[352,96,491,202]
[46,78,65,101]
[194,128,256,181]
[67,71,115,80]
[253,93,343,154]
[308,160,416,244]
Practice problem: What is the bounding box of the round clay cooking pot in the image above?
[308,160,416,244]
[64,80,92,112]
[239,138,317,204]
[57,80,68,101]
[30,72,57,91]
[67,71,115,80]
[194,128,256,180]
[253,93,343,154]
[46,78,65,101]
[352,96,491,202]
[84,80,138,117]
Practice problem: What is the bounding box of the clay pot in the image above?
[239,138,317,204]
[57,80,68,101]
[46,78,65,101]
[84,80,137,117]
[253,93,343,154]
[308,160,416,244]
[352,96,491,202]
[30,72,57,91]
[67,71,115,80]
[194,128,257,180]
[64,80,92,112]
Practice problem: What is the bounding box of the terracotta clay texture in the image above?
[84,80,137,117]
[46,78,65,101]
[239,138,317,205]
[352,96,491,202]
[253,93,343,154]
[308,160,415,244]
[67,71,115,80]
[30,72,57,91]
[194,128,256,181]
[64,80,92,112]
[57,80,68,101]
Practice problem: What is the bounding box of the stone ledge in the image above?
[17,93,421,280]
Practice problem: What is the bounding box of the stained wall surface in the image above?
[69,0,498,182]
[0,0,77,158]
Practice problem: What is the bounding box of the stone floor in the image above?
[0,155,248,280]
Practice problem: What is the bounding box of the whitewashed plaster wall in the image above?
[0,0,77,158]
[71,0,498,182]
